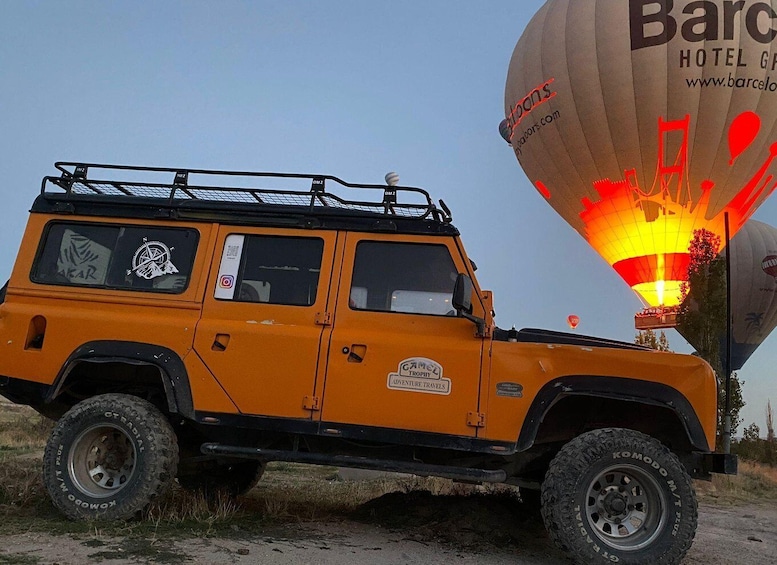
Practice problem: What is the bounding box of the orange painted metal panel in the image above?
[320,233,486,437]
[0,214,211,386]
[193,226,337,419]
[182,350,239,414]
[485,341,717,451]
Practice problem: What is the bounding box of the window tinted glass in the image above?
[215,235,324,306]
[32,223,198,293]
[350,242,457,315]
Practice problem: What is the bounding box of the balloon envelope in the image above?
[567,314,580,329]
[729,221,777,369]
[505,0,777,307]
[677,220,777,370]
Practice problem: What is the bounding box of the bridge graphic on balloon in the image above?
[556,112,777,307]
[504,0,777,314]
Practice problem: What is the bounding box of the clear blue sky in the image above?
[1,1,775,433]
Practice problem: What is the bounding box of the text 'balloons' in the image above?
[504,0,777,307]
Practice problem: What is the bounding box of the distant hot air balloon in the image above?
[504,0,777,307]
[567,314,580,330]
[678,220,777,371]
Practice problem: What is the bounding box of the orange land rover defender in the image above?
[0,163,736,565]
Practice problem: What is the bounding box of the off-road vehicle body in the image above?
[0,163,736,564]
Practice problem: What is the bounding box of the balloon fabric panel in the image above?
[505,0,777,307]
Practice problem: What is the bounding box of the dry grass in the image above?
[695,459,777,503]
[0,404,54,517]
[0,457,49,511]
[0,404,52,455]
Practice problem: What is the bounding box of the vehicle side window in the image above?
[350,241,458,316]
[214,234,323,306]
[32,223,198,293]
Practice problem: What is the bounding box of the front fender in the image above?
[516,376,710,452]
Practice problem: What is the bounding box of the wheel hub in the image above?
[68,424,137,498]
[600,489,628,518]
[99,440,129,470]
[585,464,667,551]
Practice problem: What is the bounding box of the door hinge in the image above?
[315,311,333,326]
[467,412,486,428]
[303,395,321,411]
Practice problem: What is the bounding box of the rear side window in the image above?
[32,223,199,293]
[350,241,458,315]
[214,234,324,306]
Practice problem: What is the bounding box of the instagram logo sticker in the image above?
[219,274,235,289]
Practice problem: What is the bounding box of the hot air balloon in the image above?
[567,314,580,330]
[504,0,777,308]
[678,220,777,370]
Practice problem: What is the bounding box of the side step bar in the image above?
[201,443,507,483]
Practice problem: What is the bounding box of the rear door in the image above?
[320,234,485,437]
[194,226,336,418]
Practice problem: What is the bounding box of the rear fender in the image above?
[48,340,194,418]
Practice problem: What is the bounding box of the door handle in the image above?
[212,333,230,351]
[344,344,367,363]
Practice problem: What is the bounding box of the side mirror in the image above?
[452,274,473,314]
[452,273,485,336]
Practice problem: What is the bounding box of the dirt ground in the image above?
[0,494,774,565]
[0,402,773,565]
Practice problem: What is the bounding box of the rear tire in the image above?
[43,393,178,521]
[541,428,697,565]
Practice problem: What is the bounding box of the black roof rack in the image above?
[41,162,453,225]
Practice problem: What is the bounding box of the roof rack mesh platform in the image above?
[42,162,452,223]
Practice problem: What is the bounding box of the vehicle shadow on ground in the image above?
[349,489,567,561]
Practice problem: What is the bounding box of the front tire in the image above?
[43,393,179,521]
[541,428,697,565]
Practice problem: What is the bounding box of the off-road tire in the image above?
[43,393,179,521]
[541,428,697,565]
[177,460,266,497]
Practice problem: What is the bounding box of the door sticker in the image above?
[387,357,451,396]
[129,239,179,279]
[57,229,111,284]
[215,234,245,300]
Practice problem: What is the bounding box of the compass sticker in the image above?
[128,239,179,279]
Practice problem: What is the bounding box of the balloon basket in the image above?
[634,306,679,331]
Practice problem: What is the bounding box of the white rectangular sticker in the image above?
[387,357,451,396]
[214,234,245,300]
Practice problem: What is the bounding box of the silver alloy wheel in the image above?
[585,463,667,551]
[68,424,137,498]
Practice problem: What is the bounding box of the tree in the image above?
[677,228,745,448]
[742,422,760,442]
[767,400,775,444]
[634,329,671,351]
[734,422,764,464]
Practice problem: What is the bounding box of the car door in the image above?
[320,233,485,438]
[194,226,336,419]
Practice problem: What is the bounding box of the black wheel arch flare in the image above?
[516,375,710,453]
[48,340,194,419]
